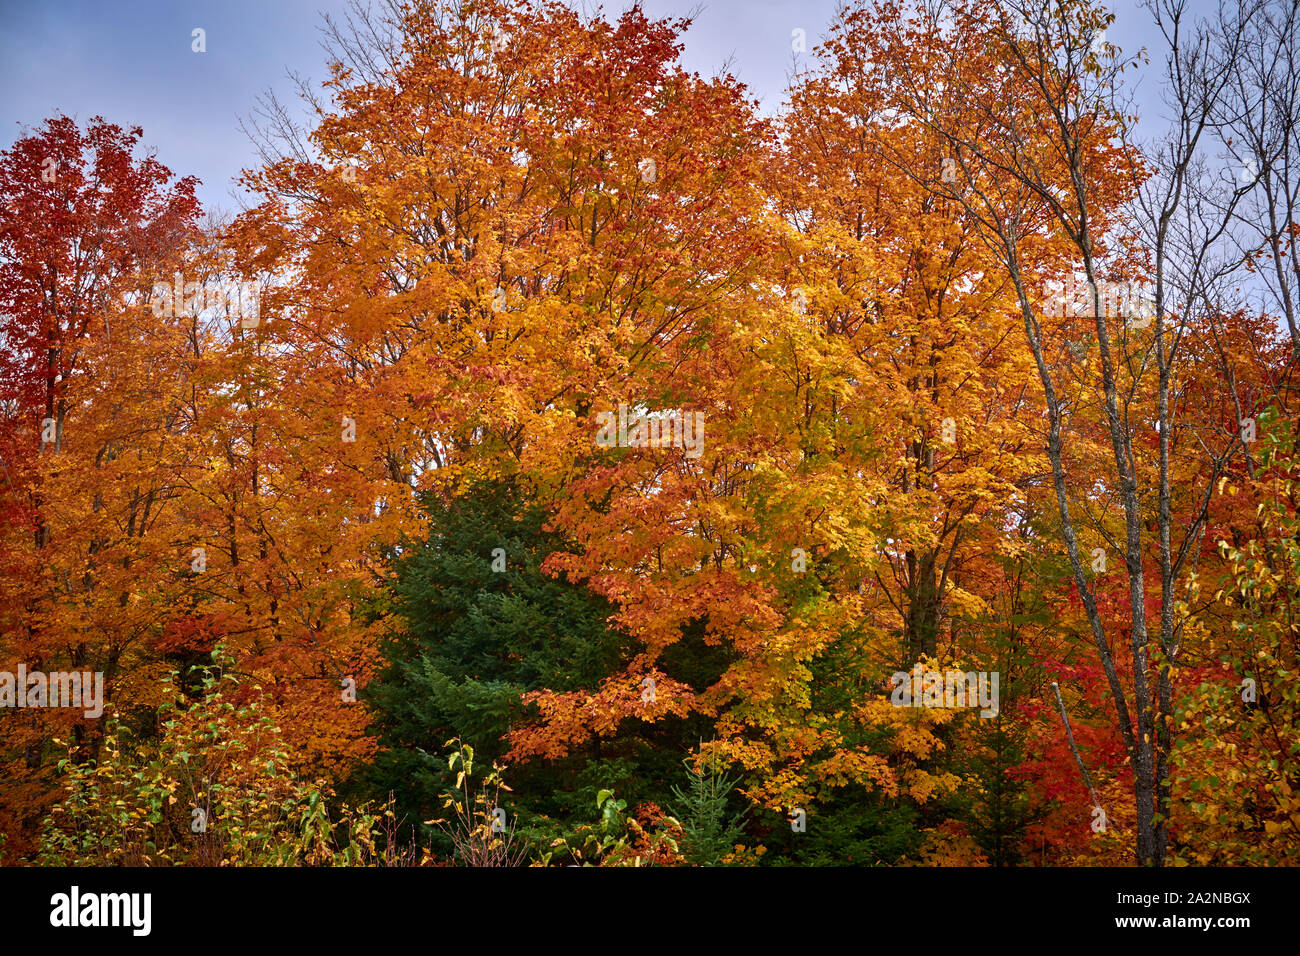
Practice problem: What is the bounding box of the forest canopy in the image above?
[1,0,1297,868]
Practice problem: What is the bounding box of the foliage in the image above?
[668,756,748,866]
[35,649,412,866]
[1170,409,1300,864]
[538,788,684,867]
[424,739,529,867]
[1,0,1297,868]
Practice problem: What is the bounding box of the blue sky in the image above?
[1,0,1208,215]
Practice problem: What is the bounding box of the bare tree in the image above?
[1216,0,1300,352]
[873,0,1287,864]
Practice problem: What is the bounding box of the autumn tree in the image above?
[0,116,199,857]
[867,0,1292,863]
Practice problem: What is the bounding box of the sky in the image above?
[0,0,1215,216]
